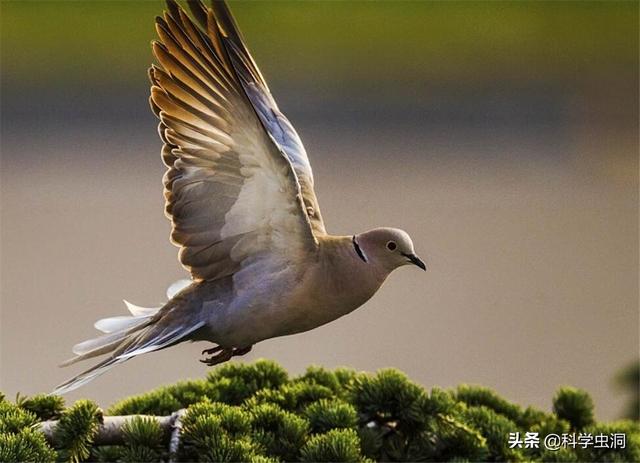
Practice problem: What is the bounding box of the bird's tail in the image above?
[53,279,201,395]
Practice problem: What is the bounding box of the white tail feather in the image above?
[55,281,198,395]
[53,357,129,395]
[94,315,150,334]
[116,321,204,360]
[71,327,136,356]
[55,319,204,395]
[124,300,160,317]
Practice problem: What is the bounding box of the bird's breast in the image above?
[283,260,387,332]
[200,252,387,346]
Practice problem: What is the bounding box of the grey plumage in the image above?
[54,0,425,395]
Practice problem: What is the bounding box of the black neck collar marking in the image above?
[352,235,368,263]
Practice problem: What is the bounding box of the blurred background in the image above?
[1,1,637,420]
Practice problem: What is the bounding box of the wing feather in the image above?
[151,0,320,280]
[202,1,326,235]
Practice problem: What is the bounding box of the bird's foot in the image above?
[200,348,233,366]
[202,345,223,356]
[199,345,253,366]
[232,345,252,357]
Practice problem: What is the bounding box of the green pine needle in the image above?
[17,394,65,421]
[553,387,595,430]
[0,361,638,462]
[53,400,101,463]
[300,428,363,462]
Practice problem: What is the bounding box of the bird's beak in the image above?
[403,253,426,271]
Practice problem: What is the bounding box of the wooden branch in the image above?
[168,409,187,463]
[39,409,187,448]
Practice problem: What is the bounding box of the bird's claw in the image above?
[200,348,233,366]
[202,345,223,356]
[199,345,253,366]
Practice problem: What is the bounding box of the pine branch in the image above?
[39,409,186,447]
[168,409,187,463]
[2,361,637,462]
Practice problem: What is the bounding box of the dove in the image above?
[53,0,425,395]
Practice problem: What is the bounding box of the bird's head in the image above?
[353,227,426,272]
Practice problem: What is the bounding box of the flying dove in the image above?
[53,0,425,395]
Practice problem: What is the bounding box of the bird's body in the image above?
[54,0,425,395]
[193,235,387,347]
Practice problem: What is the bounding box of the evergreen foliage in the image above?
[119,416,164,462]
[53,400,102,463]
[553,387,595,431]
[616,361,639,421]
[300,428,365,462]
[0,402,57,463]
[16,394,65,421]
[303,399,358,434]
[0,360,638,462]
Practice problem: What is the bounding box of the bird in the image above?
[53,0,426,395]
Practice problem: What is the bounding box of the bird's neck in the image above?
[314,235,389,307]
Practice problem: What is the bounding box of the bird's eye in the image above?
[386,241,397,251]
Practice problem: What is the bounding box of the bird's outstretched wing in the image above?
[150,0,325,281]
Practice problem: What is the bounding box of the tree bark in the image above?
[39,409,186,447]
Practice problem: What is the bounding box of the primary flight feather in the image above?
[54,0,425,395]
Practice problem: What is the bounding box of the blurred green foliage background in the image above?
[2,1,637,90]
